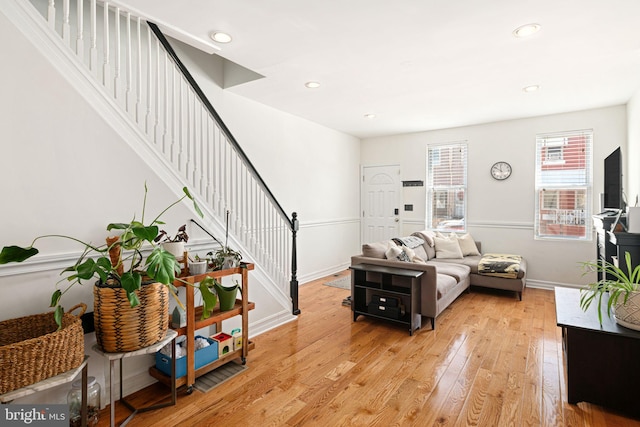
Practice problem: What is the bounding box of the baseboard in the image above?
[298,263,351,284]
[249,310,298,336]
[525,279,584,291]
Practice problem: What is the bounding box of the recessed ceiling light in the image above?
[523,85,540,93]
[305,81,321,89]
[364,113,376,119]
[210,31,232,43]
[513,23,541,38]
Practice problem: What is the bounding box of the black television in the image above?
[603,147,623,210]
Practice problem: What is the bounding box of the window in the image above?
[535,130,592,240]
[542,137,567,165]
[427,142,467,231]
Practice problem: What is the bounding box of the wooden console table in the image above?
[555,287,640,418]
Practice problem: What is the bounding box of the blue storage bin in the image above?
[155,335,218,378]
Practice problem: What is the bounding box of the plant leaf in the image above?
[183,187,204,218]
[126,290,140,306]
[121,271,141,307]
[53,305,64,330]
[121,271,142,295]
[133,225,159,243]
[145,247,180,285]
[95,257,113,282]
[106,223,130,231]
[75,258,97,281]
[50,289,62,308]
[0,246,39,264]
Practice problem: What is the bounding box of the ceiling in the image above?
[114,0,640,139]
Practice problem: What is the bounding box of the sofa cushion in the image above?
[436,273,458,299]
[362,241,392,259]
[432,256,481,274]
[427,261,471,282]
[434,235,463,259]
[457,233,480,256]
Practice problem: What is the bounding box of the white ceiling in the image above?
[114,0,640,139]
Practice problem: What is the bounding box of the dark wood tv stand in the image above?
[350,263,422,335]
[555,287,640,418]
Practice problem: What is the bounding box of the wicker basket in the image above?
[94,281,169,353]
[0,303,86,395]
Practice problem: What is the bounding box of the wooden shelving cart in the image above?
[149,263,255,393]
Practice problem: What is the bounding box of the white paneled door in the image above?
[361,165,401,244]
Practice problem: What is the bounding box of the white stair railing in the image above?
[30,0,298,310]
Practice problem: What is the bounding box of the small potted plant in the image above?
[208,210,242,270]
[188,254,208,275]
[154,224,189,260]
[580,252,640,330]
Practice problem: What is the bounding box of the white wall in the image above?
[0,3,360,405]
[627,91,640,206]
[361,106,627,288]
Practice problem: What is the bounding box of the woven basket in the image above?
[94,281,169,353]
[0,303,86,395]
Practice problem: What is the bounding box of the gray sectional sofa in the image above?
[350,230,526,329]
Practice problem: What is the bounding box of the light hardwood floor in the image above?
[96,272,640,426]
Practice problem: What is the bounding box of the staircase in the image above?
[6,0,299,316]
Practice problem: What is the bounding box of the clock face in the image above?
[491,161,512,180]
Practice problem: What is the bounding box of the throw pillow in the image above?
[384,244,400,259]
[402,245,426,263]
[362,241,392,258]
[385,244,411,262]
[411,244,429,261]
[411,230,436,247]
[434,235,463,259]
[457,233,480,256]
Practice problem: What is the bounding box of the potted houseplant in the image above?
[579,251,640,330]
[208,210,242,270]
[188,254,208,275]
[0,183,218,351]
[155,224,189,260]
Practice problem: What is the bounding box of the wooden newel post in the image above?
[290,212,300,315]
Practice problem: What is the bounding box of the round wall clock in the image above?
[490,161,512,180]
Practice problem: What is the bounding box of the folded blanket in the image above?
[392,236,425,249]
[478,253,522,279]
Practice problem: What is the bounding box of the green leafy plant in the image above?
[579,252,640,324]
[207,209,242,270]
[0,183,218,327]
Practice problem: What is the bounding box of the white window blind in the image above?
[535,130,593,240]
[427,142,467,231]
